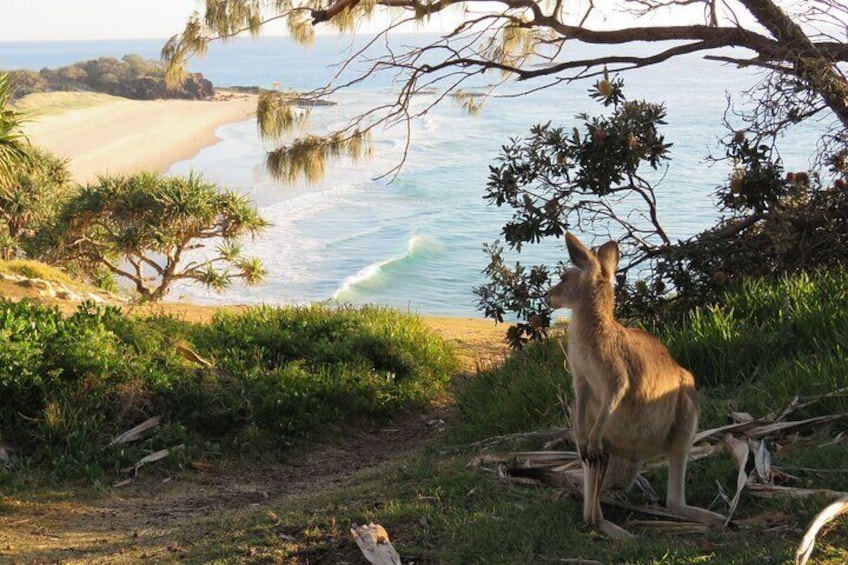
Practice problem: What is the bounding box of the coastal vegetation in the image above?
[0,72,37,189]
[478,77,848,345]
[0,300,454,481]
[1,3,847,561]
[3,269,847,563]
[0,145,74,260]
[6,54,214,101]
[50,171,269,300]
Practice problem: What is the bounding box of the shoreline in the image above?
[12,91,501,328]
[20,91,258,185]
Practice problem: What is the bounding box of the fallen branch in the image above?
[351,522,401,565]
[466,427,571,449]
[795,496,848,565]
[109,416,160,446]
[471,405,847,534]
[748,484,848,499]
[776,387,848,423]
[119,444,185,476]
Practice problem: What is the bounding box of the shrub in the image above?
[0,301,455,480]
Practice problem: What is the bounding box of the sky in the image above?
[0,0,464,42]
[0,0,201,41]
[0,0,759,43]
[0,0,667,43]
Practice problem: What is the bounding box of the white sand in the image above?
[22,93,258,185]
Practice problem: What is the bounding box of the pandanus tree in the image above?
[54,172,269,301]
[0,72,36,189]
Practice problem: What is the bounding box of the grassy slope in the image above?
[3,269,848,563]
[14,91,126,117]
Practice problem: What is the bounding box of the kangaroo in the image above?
[545,232,724,539]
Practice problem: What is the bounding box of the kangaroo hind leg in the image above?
[584,455,635,539]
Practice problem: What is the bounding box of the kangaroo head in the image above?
[545,232,619,310]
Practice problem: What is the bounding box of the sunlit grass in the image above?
[14,91,126,117]
[0,259,77,285]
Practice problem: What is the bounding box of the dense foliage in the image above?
[50,172,269,301]
[7,54,214,101]
[0,72,36,189]
[0,301,455,480]
[655,138,848,318]
[476,77,673,344]
[476,77,848,342]
[0,146,74,260]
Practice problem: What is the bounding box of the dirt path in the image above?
[0,307,509,564]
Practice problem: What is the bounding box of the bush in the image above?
[9,55,215,101]
[0,301,455,481]
[0,146,74,260]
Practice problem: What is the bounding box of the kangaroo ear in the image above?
[566,232,596,271]
[596,241,620,281]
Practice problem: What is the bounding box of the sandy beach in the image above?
[11,90,505,342]
[21,92,258,185]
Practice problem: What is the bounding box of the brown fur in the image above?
[546,233,723,538]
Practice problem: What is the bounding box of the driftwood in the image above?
[109,416,160,446]
[350,523,401,565]
[795,496,848,565]
[469,396,848,536]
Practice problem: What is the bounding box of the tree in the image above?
[477,76,678,345]
[0,146,73,260]
[163,1,847,340]
[54,172,269,301]
[163,0,847,182]
[0,72,36,190]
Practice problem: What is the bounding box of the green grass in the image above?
[450,337,569,444]
[0,300,455,482]
[0,258,77,285]
[658,269,848,427]
[14,91,126,117]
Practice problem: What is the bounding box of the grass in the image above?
[0,300,455,482]
[14,91,126,117]
[659,269,848,427]
[0,258,78,285]
[4,269,848,563]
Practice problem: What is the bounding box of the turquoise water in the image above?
[0,36,825,316]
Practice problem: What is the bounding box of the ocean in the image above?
[0,35,825,316]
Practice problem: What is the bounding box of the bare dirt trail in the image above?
[0,293,510,564]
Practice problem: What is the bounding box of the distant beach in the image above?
[20,91,257,185]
